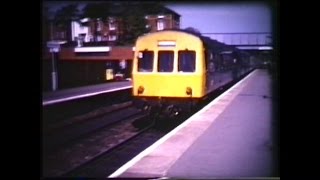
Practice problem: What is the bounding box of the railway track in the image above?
[43,88,132,123]
[62,128,167,178]
[42,109,151,177]
[43,101,132,134]
[43,101,142,152]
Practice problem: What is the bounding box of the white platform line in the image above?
[42,86,132,106]
[108,70,257,178]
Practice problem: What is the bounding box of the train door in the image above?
[205,50,215,93]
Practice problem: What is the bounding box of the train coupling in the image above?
[163,105,181,118]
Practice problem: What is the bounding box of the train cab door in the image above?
[206,52,215,92]
[205,50,214,93]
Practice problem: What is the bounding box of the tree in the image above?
[118,3,149,45]
[79,1,169,44]
[118,2,165,45]
[81,2,112,42]
[53,4,80,40]
[184,27,201,35]
[42,6,50,43]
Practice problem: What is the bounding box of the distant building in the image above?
[70,16,124,43]
[46,4,180,43]
[144,7,180,32]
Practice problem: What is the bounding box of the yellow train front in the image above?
[132,30,249,118]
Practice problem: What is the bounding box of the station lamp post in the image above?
[46,41,66,91]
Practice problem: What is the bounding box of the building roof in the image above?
[145,6,180,17]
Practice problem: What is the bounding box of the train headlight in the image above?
[138,86,144,94]
[186,87,192,95]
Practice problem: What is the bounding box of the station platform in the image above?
[109,69,279,178]
[42,81,132,106]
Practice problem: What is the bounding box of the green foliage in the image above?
[116,2,166,45]
[81,2,113,42]
[81,2,112,19]
[54,4,80,28]
[42,6,50,43]
[118,3,150,45]
[185,27,201,34]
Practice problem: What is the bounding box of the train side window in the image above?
[138,51,154,72]
[208,53,215,73]
[220,52,233,70]
[158,51,174,72]
[178,50,195,72]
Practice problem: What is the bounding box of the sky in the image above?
[166,2,272,33]
[165,2,273,45]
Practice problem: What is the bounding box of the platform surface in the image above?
[110,69,278,178]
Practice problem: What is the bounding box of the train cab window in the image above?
[157,51,174,72]
[178,50,195,72]
[138,51,154,72]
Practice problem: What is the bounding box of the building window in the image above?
[88,34,94,42]
[79,23,84,30]
[157,19,165,31]
[97,19,103,31]
[175,21,180,28]
[108,35,117,41]
[109,17,115,22]
[108,17,116,30]
[97,35,102,41]
[60,32,65,39]
[109,22,116,30]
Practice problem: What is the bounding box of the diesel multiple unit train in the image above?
[131,29,255,118]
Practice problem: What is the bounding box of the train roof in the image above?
[151,29,235,53]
